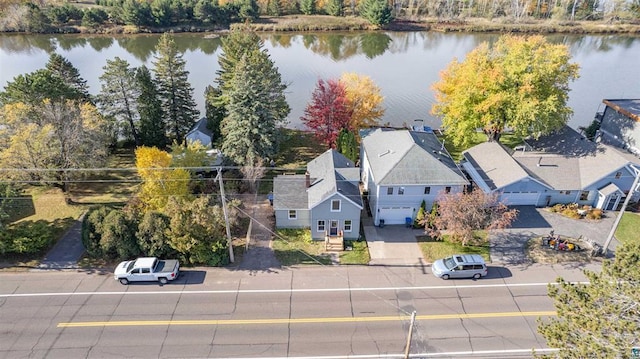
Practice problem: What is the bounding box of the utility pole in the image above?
[602,168,640,255]
[404,311,416,359]
[217,168,234,263]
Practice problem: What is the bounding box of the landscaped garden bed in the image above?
[547,203,603,220]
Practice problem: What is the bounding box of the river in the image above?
[1,32,639,130]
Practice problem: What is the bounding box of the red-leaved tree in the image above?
[301,79,351,148]
[424,188,519,246]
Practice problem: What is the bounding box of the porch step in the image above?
[325,243,344,252]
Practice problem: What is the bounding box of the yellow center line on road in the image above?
[57,311,556,328]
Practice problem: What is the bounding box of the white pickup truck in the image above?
[114,257,180,285]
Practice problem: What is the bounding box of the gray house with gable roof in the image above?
[462,126,640,210]
[360,128,469,226]
[273,149,363,241]
[597,99,640,156]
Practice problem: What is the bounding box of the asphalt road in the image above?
[0,262,601,358]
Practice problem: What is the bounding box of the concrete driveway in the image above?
[363,217,426,266]
[363,206,620,267]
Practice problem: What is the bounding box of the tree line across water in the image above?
[1,0,639,34]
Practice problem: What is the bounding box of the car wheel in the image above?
[473,273,481,279]
[442,274,449,280]
[159,277,168,285]
[119,278,129,285]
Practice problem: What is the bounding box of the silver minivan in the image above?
[431,254,488,279]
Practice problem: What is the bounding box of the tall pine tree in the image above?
[220,52,289,165]
[152,32,199,142]
[136,65,167,148]
[98,57,141,145]
[45,53,92,103]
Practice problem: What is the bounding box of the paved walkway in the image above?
[35,213,86,270]
[234,194,282,272]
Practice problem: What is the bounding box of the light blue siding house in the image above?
[360,128,469,226]
[273,150,363,244]
[462,126,640,209]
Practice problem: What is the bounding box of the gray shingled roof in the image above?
[307,149,362,209]
[603,99,640,122]
[361,128,468,186]
[515,126,640,189]
[273,150,362,210]
[186,118,212,137]
[462,142,537,191]
[272,174,308,210]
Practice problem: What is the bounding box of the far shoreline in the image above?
[3,15,640,36]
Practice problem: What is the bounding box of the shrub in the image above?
[586,208,603,220]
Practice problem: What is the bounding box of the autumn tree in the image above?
[339,72,384,131]
[169,140,208,176]
[432,35,580,147]
[164,195,240,266]
[425,188,518,246]
[0,100,111,196]
[134,146,191,212]
[98,57,141,145]
[537,241,640,358]
[153,32,199,142]
[136,65,167,148]
[301,78,351,149]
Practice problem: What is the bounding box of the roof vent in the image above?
[378,149,391,157]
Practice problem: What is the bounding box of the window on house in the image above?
[331,199,341,212]
[344,220,352,232]
[424,187,431,194]
[317,220,325,232]
[288,210,297,219]
[615,171,622,179]
[580,191,589,201]
[398,187,405,195]
[445,186,451,194]
[387,187,393,195]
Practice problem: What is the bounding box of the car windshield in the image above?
[126,261,135,272]
[443,257,456,270]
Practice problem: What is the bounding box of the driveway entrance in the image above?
[362,217,425,266]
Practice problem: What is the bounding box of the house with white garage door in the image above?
[360,128,469,226]
[462,126,640,209]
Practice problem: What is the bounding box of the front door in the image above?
[606,193,620,211]
[329,220,339,236]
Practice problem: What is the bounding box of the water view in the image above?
[1,32,639,130]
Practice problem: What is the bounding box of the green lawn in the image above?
[615,212,640,245]
[272,229,333,265]
[417,232,491,263]
[339,240,370,264]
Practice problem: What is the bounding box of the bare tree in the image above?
[423,188,519,246]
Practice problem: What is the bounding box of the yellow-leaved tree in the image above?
[135,146,191,212]
[340,72,385,131]
[432,34,579,148]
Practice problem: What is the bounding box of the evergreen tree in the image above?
[151,0,173,26]
[1,69,85,106]
[236,0,259,21]
[204,85,223,143]
[98,57,141,145]
[358,0,393,26]
[325,0,344,16]
[300,0,316,14]
[136,65,167,148]
[538,242,640,358]
[267,0,282,16]
[336,129,358,163]
[220,53,290,166]
[152,33,199,142]
[45,53,92,103]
